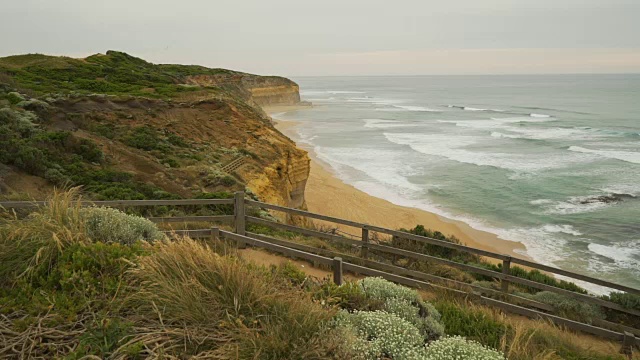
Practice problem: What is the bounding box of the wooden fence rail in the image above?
[0,198,234,209]
[245,214,640,318]
[245,198,640,296]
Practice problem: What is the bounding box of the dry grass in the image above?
[430,290,634,360]
[0,187,90,284]
[126,237,351,359]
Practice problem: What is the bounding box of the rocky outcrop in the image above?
[247,147,310,224]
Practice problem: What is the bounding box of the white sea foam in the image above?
[530,199,553,205]
[391,105,438,112]
[346,96,436,111]
[313,146,421,193]
[363,119,420,129]
[568,146,640,164]
[447,105,504,112]
[383,132,588,172]
[347,97,405,105]
[439,116,556,129]
[530,113,551,118]
[491,127,604,141]
[372,105,438,112]
[541,224,583,236]
[589,243,640,269]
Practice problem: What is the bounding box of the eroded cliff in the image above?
[185,74,301,106]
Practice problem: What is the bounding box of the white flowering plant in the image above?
[383,297,444,341]
[80,207,165,245]
[335,310,429,360]
[424,336,505,360]
[358,277,444,340]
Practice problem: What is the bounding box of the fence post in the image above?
[361,226,370,259]
[501,255,512,293]
[391,235,399,264]
[210,227,220,240]
[333,257,343,285]
[234,191,246,248]
[620,331,635,358]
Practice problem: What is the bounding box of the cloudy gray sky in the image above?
[2,0,639,76]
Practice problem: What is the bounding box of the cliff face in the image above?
[0,51,311,216]
[241,77,301,106]
[185,75,301,107]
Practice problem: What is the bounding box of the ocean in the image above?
[273,74,640,294]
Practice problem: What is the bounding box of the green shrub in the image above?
[16,98,49,111]
[601,291,640,311]
[123,126,167,151]
[220,175,236,186]
[313,281,380,311]
[187,191,235,215]
[522,291,605,324]
[503,266,587,294]
[166,132,189,147]
[204,169,237,187]
[1,241,145,318]
[271,261,308,287]
[92,123,116,139]
[424,336,505,360]
[161,157,180,168]
[434,301,507,349]
[6,91,25,104]
[80,207,166,245]
[359,277,424,304]
[44,167,70,185]
[396,225,479,263]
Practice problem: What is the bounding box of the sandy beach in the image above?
[265,106,528,260]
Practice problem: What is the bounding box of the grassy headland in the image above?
[0,51,307,218]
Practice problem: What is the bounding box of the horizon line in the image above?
[286,72,640,78]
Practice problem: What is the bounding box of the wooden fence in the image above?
[1,192,638,354]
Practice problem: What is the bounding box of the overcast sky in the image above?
[2,0,639,76]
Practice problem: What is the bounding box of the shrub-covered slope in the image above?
[0,51,309,214]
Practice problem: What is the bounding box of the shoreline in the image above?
[265,105,529,261]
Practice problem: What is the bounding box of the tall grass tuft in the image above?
[128,237,351,359]
[0,188,90,284]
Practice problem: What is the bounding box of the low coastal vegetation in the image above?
[0,190,633,359]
